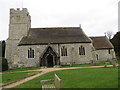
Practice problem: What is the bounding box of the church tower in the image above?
[5,8,31,68]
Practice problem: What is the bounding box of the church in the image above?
[5,8,116,68]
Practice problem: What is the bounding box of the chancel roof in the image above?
[19,27,92,45]
[90,36,113,50]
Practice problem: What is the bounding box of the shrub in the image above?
[0,57,8,71]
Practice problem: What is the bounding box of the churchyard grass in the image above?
[4,67,41,72]
[60,62,110,68]
[14,67,118,88]
[60,64,93,68]
[60,60,119,68]
[2,71,41,84]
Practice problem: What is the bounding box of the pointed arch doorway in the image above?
[40,46,59,67]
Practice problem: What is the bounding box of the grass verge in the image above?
[60,60,119,68]
[60,64,93,68]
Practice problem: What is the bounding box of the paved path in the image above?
[2,65,113,88]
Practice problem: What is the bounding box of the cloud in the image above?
[0,0,119,40]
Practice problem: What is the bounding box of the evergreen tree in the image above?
[0,40,8,71]
[0,40,6,57]
[2,40,6,57]
[111,32,120,60]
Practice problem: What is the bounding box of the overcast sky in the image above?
[0,0,119,40]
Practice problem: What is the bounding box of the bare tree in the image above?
[105,31,114,40]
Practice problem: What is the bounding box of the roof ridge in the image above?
[90,36,106,38]
[30,27,80,29]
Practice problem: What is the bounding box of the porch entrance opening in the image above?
[47,54,53,67]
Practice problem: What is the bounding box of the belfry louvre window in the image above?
[79,46,85,55]
[28,48,34,58]
[61,46,67,56]
[16,15,20,22]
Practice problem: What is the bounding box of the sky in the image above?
[0,0,119,40]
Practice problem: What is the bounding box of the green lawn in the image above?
[4,67,41,72]
[60,60,118,68]
[2,71,41,85]
[14,67,118,88]
[60,64,93,68]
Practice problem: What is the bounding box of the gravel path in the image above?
[2,65,113,89]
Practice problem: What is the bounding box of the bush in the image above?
[0,57,8,71]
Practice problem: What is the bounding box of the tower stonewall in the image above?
[5,8,31,68]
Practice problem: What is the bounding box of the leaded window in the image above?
[28,48,34,58]
[79,46,85,55]
[61,46,67,56]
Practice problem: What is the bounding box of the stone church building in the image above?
[5,8,116,68]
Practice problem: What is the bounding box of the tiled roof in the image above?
[90,36,113,49]
[19,27,92,45]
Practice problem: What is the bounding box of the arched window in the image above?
[79,46,85,55]
[96,54,99,60]
[28,48,34,58]
[61,46,67,56]
[108,49,111,54]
